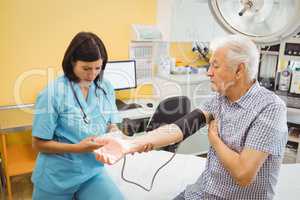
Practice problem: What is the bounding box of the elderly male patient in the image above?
[95,34,288,200]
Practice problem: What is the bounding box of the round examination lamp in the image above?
[209,0,300,45]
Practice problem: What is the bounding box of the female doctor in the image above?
[31,32,124,200]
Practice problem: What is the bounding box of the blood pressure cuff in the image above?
[173,109,208,140]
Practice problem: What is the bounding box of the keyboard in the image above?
[116,99,142,111]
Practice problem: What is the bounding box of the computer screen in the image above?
[103,60,137,90]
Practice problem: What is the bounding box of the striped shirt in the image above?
[183,82,288,200]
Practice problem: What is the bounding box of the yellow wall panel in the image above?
[0,0,156,106]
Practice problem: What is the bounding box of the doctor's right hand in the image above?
[75,136,103,153]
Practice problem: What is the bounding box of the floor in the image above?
[0,148,298,200]
[0,174,32,200]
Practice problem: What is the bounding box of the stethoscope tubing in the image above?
[69,80,111,125]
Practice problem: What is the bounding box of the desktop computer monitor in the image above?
[103,60,137,90]
[103,60,140,110]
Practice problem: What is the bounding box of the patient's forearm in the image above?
[131,124,183,150]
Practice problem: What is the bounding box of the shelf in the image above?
[288,135,300,143]
[156,74,209,85]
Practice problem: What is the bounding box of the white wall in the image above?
[157,0,227,42]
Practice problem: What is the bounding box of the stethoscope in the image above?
[69,80,109,124]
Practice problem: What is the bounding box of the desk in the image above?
[0,106,36,200]
[119,99,157,120]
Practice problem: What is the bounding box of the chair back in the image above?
[146,96,191,132]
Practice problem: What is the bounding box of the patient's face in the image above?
[207,48,237,95]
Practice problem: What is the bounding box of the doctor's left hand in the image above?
[75,136,103,153]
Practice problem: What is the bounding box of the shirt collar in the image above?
[233,81,260,109]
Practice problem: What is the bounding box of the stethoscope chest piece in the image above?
[83,116,90,124]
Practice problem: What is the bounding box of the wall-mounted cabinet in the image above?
[157,0,227,42]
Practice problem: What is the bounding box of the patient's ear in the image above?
[235,63,246,79]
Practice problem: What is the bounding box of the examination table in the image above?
[105,150,300,200]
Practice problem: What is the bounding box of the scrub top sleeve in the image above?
[32,88,59,140]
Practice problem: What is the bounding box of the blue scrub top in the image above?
[31,75,122,193]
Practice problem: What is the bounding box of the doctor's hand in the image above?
[75,136,103,153]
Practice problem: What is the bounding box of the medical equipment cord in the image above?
[120,149,178,192]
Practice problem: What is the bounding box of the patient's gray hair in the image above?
[210,34,260,81]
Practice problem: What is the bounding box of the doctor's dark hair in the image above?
[62,32,108,84]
